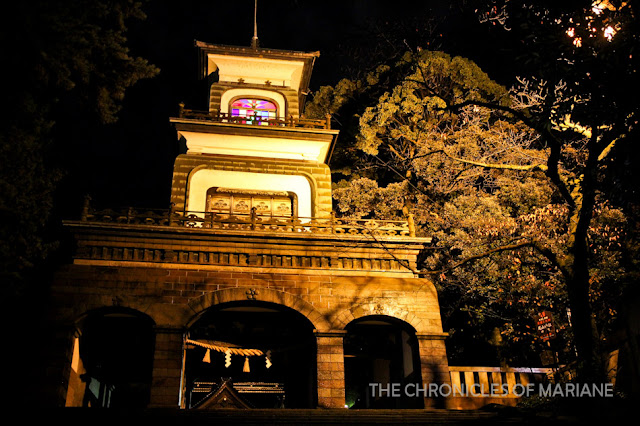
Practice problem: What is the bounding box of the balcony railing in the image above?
[177,106,332,130]
[79,203,416,237]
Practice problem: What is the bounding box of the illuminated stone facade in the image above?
[48,41,451,410]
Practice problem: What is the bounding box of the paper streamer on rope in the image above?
[265,350,272,369]
[225,350,231,368]
[243,356,250,373]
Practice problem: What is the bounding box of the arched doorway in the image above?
[344,315,423,409]
[77,309,155,408]
[184,301,317,408]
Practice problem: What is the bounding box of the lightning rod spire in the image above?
[251,0,259,49]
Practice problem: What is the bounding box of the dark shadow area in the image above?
[344,315,423,409]
[79,309,155,408]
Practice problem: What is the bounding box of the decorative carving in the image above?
[213,199,229,210]
[215,188,289,197]
[234,200,249,212]
[254,201,270,212]
[362,298,409,320]
[373,304,385,315]
[276,203,290,215]
[246,288,259,300]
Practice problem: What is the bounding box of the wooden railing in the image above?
[444,365,581,410]
[177,106,332,130]
[80,203,416,237]
[448,366,556,399]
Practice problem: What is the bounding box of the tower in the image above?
[49,40,451,410]
[170,41,336,224]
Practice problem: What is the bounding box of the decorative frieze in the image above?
[76,244,410,273]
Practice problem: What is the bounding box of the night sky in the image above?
[61,1,518,215]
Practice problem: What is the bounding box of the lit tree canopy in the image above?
[306,6,638,375]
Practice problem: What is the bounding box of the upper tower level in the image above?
[170,41,337,165]
[196,41,319,119]
[169,41,339,219]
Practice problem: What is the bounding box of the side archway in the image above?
[66,307,155,408]
[333,300,424,334]
[343,315,423,409]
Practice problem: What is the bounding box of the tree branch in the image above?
[371,154,435,203]
[445,99,577,210]
[443,151,549,173]
[422,239,568,278]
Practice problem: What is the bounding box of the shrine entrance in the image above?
[184,301,317,409]
[344,316,423,409]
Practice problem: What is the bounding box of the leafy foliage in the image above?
[307,28,637,372]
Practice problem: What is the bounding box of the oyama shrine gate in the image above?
[47,41,452,410]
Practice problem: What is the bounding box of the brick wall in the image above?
[52,265,444,335]
[50,262,449,409]
[149,328,183,408]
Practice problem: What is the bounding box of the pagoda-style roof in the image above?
[195,41,320,105]
[193,379,253,409]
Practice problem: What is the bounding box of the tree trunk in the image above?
[565,264,603,382]
[565,137,606,382]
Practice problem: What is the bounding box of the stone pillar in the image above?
[47,325,79,407]
[315,330,347,409]
[416,333,451,409]
[149,327,184,408]
[64,330,87,407]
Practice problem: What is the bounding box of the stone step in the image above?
[31,408,575,425]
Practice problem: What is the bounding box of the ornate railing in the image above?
[177,106,332,130]
[80,203,416,237]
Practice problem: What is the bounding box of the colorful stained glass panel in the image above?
[230,98,277,124]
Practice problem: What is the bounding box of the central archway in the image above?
[185,301,317,408]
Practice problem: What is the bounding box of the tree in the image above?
[0,0,158,299]
[466,0,640,380]
[307,5,638,377]
[0,0,158,406]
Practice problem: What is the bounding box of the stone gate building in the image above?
[48,41,451,410]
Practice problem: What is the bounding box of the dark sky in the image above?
[64,1,515,213]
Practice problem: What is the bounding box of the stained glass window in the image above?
[230,98,277,125]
